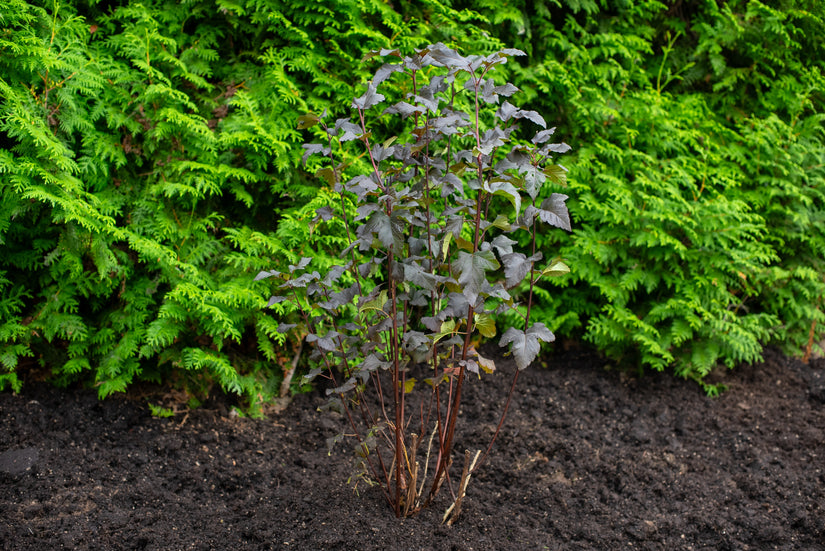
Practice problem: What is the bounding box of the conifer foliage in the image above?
[0,0,444,401]
[462,0,825,383]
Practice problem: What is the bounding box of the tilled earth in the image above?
[1,345,824,550]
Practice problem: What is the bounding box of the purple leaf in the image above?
[463,359,479,374]
[345,174,380,195]
[371,143,395,162]
[307,331,341,353]
[282,271,319,288]
[493,83,519,97]
[383,101,423,118]
[499,324,552,370]
[403,331,431,363]
[352,83,386,110]
[413,86,441,112]
[322,265,348,287]
[421,316,441,332]
[266,295,286,307]
[431,113,470,135]
[454,250,500,304]
[426,43,468,68]
[480,78,498,104]
[519,110,547,128]
[289,257,312,273]
[482,281,512,302]
[301,143,324,165]
[362,211,402,250]
[502,252,529,288]
[545,142,572,153]
[254,269,281,281]
[318,283,358,310]
[374,62,404,85]
[491,235,517,257]
[361,353,389,372]
[429,75,450,94]
[335,120,362,142]
[355,203,380,222]
[527,322,555,343]
[496,100,520,122]
[432,293,469,321]
[523,205,539,225]
[404,262,438,292]
[409,289,429,307]
[536,194,571,231]
[327,377,356,395]
[523,165,547,199]
[313,206,334,223]
[478,128,507,155]
[502,252,542,288]
[532,127,556,144]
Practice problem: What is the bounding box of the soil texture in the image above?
[1,346,824,550]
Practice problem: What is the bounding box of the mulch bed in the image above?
[2,345,824,550]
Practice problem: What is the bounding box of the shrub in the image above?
[256,43,572,519]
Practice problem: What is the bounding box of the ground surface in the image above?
[1,345,824,550]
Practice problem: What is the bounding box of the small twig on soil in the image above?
[442,449,481,525]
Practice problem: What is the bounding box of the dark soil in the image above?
[2,345,824,550]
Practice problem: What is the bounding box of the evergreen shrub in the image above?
[2,0,823,401]
[0,0,496,404]
[461,0,825,384]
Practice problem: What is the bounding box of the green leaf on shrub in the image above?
[359,290,388,315]
[296,114,321,130]
[541,260,570,278]
[433,319,457,344]
[477,352,496,374]
[488,180,521,215]
[490,214,512,231]
[315,167,337,187]
[473,313,496,338]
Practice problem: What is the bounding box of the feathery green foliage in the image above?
[460,0,825,382]
[0,0,490,403]
[2,0,823,401]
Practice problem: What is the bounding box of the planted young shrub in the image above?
[256,44,572,520]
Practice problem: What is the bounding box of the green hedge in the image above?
[467,0,825,384]
[0,0,418,402]
[1,0,823,403]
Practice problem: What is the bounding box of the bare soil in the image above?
[1,345,824,550]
